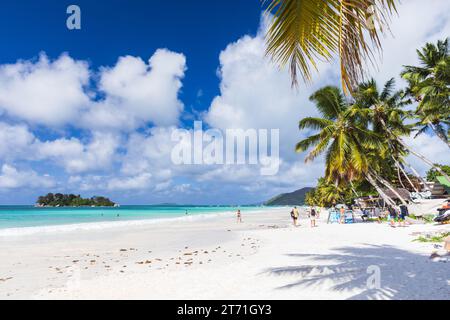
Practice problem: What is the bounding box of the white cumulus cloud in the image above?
[0,164,55,190]
[0,53,90,126]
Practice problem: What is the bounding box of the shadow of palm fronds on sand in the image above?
[261,245,449,300]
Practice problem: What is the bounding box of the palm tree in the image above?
[401,38,450,147]
[413,107,450,147]
[296,86,396,204]
[263,0,398,93]
[351,78,450,184]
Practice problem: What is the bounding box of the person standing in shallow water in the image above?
[236,209,242,223]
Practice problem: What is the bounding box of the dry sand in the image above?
[0,205,449,300]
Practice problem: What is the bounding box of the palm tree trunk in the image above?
[397,138,450,183]
[392,157,419,193]
[350,181,360,198]
[366,173,396,207]
[428,122,450,149]
[371,171,408,206]
[397,165,407,190]
[379,118,450,183]
[402,159,432,192]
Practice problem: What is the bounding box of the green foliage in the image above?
[296,86,385,186]
[413,232,450,243]
[304,178,376,207]
[297,39,449,207]
[426,165,450,181]
[263,0,398,93]
[37,193,115,207]
[401,38,450,145]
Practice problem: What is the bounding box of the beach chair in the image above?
[327,210,340,224]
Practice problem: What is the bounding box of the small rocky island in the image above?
[36,193,117,207]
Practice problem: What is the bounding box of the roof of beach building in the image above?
[436,176,450,193]
[383,188,411,200]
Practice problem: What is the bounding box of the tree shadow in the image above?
[261,245,449,300]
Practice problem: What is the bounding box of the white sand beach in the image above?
[0,204,449,300]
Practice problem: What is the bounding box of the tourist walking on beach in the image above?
[310,207,317,228]
[388,205,398,227]
[236,209,242,223]
[291,207,300,227]
[339,206,345,224]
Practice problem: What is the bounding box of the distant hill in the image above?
[265,187,314,206]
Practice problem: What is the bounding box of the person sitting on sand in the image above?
[439,200,450,212]
[236,209,242,223]
[310,207,317,228]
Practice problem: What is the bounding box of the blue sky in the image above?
[0,0,261,126]
[0,0,449,205]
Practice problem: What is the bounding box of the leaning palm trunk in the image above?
[400,139,450,183]
[379,118,450,183]
[365,173,396,207]
[350,181,360,198]
[371,171,408,206]
[397,166,407,190]
[428,122,450,148]
[392,157,419,193]
[402,159,432,192]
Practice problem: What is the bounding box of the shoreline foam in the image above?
[0,208,273,237]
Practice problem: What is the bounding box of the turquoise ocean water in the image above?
[0,205,269,233]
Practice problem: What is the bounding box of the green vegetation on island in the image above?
[36,193,116,207]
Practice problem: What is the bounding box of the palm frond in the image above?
[299,117,334,130]
[295,133,324,153]
[380,78,395,100]
[264,0,398,93]
[309,86,347,119]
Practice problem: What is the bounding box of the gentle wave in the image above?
[0,208,270,237]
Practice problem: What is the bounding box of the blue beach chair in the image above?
[327,210,340,224]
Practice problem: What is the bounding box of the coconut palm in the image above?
[263,0,398,93]
[401,38,450,147]
[413,107,450,147]
[295,86,397,204]
[351,78,450,184]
